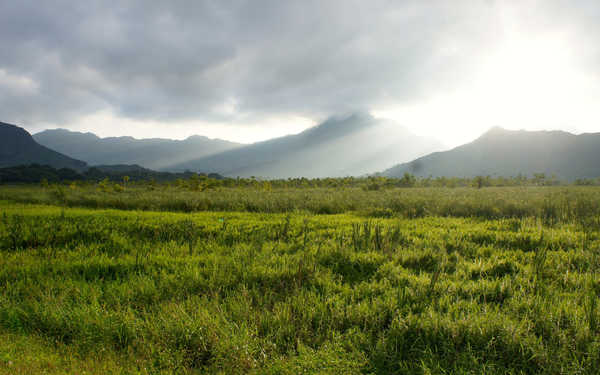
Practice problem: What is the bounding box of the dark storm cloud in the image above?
[0,0,597,126]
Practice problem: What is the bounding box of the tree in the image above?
[399,173,416,187]
[474,176,484,189]
[533,173,546,186]
[473,176,490,189]
[98,177,111,192]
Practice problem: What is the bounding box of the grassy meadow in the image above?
[1,184,600,374]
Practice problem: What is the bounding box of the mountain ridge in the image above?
[167,113,443,178]
[37,128,234,143]
[34,129,243,170]
[0,122,88,171]
[383,127,600,180]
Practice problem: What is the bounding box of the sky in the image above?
[1,0,599,147]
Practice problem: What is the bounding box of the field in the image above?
[1,185,600,374]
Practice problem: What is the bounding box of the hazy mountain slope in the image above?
[0,122,87,171]
[383,127,600,180]
[169,113,443,178]
[34,129,242,170]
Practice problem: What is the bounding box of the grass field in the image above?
[1,185,599,374]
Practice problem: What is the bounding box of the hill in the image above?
[383,127,600,180]
[168,113,442,178]
[0,122,87,171]
[33,129,242,170]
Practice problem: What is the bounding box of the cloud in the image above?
[0,0,599,134]
[0,1,493,124]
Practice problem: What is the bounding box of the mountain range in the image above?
[33,129,241,171]
[166,113,443,178]
[0,122,87,171]
[3,117,600,180]
[383,127,600,180]
[31,113,442,178]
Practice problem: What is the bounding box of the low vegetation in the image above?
[2,182,600,223]
[0,182,599,373]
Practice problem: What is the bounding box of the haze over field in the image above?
[1,0,599,150]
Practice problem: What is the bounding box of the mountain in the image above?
[167,113,443,178]
[0,122,87,171]
[33,129,242,170]
[383,127,600,180]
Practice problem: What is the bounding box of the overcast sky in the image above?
[1,0,599,146]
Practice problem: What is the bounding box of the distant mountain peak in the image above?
[167,113,442,178]
[479,126,576,140]
[185,135,212,142]
[383,127,600,180]
[486,125,507,133]
[478,126,510,140]
[33,127,242,170]
[331,111,373,122]
[301,111,381,142]
[37,128,101,140]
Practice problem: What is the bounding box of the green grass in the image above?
[1,186,600,373]
[2,185,600,222]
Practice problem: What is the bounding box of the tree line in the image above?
[1,164,599,189]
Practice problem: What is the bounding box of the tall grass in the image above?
[2,185,600,223]
[1,195,599,373]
